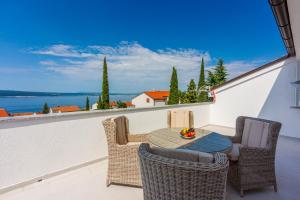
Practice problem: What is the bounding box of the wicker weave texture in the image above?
[228,116,281,196]
[102,117,148,187]
[138,143,229,200]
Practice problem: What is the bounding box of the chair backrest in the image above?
[236,116,281,151]
[138,143,228,200]
[167,110,194,128]
[241,118,269,148]
[102,116,130,149]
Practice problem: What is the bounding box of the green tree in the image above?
[85,96,90,111]
[97,96,106,109]
[42,103,50,114]
[206,59,228,87]
[168,67,179,104]
[186,79,198,103]
[117,101,127,108]
[214,59,228,84]
[101,56,110,109]
[198,58,208,102]
[178,90,189,104]
[207,70,217,87]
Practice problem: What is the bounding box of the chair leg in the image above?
[274,183,278,192]
[240,189,244,197]
[106,179,111,187]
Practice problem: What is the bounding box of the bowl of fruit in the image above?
[180,128,196,139]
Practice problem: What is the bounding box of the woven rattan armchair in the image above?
[138,143,229,200]
[228,116,281,197]
[102,116,148,187]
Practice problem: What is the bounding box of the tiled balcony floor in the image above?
[1,136,299,200]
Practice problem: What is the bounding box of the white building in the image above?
[131,91,169,108]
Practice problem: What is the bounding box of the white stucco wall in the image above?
[131,93,154,108]
[154,100,166,107]
[0,103,210,192]
[210,57,300,138]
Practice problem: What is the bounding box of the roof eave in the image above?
[269,0,296,56]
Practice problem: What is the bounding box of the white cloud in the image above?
[31,42,266,92]
[31,44,94,58]
[31,42,211,91]
[206,59,265,79]
[39,60,57,66]
[224,60,265,78]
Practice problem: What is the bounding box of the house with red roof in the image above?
[51,106,81,113]
[0,108,42,118]
[11,112,35,117]
[132,90,169,108]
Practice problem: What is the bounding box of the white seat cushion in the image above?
[242,119,270,148]
[170,110,190,128]
[229,143,242,161]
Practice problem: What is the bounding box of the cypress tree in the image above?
[101,57,110,109]
[42,103,50,114]
[85,96,90,111]
[186,79,198,103]
[214,59,228,85]
[97,96,103,109]
[168,67,179,104]
[198,58,208,102]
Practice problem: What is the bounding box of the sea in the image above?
[0,91,137,113]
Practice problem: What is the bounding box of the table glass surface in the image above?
[147,128,232,153]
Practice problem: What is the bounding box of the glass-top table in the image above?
[147,128,232,153]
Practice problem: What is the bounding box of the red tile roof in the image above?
[51,106,81,113]
[11,112,34,117]
[109,102,117,107]
[144,91,169,100]
[0,108,9,117]
[109,101,134,107]
[125,102,134,107]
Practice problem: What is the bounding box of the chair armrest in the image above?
[239,146,274,164]
[227,135,242,143]
[128,133,148,142]
[116,143,141,153]
[214,152,229,166]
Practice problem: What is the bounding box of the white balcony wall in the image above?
[210,57,300,138]
[0,103,210,192]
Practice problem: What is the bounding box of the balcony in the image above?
[1,56,300,199]
[0,101,299,200]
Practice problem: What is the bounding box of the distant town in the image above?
[0,90,171,117]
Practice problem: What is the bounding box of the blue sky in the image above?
[0,0,286,93]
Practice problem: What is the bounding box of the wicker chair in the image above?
[228,116,282,197]
[102,116,148,187]
[167,110,194,128]
[138,143,229,200]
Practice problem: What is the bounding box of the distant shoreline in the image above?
[0,90,138,97]
[0,93,137,113]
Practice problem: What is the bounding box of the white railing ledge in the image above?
[0,102,212,128]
